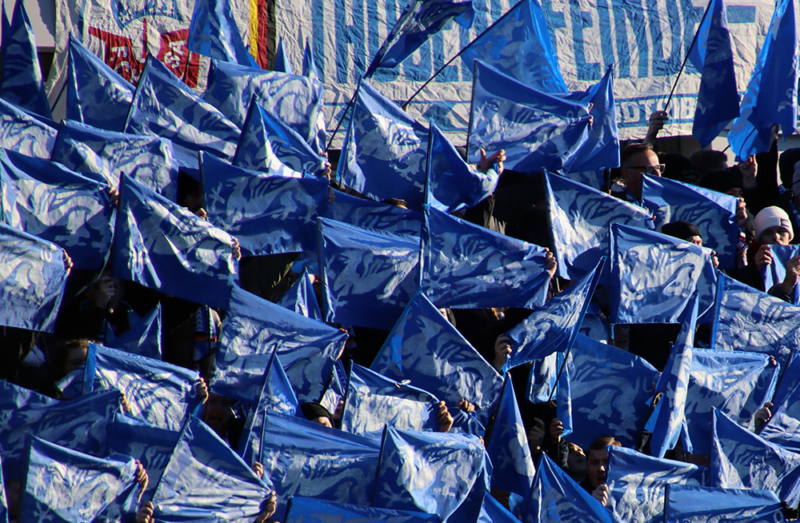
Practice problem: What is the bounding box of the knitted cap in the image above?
[754,206,793,243]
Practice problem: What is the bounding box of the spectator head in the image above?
[567,442,587,483]
[794,163,800,199]
[699,169,744,198]
[690,149,728,179]
[621,143,662,201]
[661,221,703,247]
[381,198,409,210]
[586,435,621,489]
[658,153,697,184]
[778,147,800,188]
[301,402,334,428]
[203,392,234,437]
[55,339,90,376]
[754,206,793,246]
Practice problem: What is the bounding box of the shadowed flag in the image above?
[107,304,162,360]
[0,96,56,159]
[277,268,323,321]
[285,496,441,523]
[274,37,293,74]
[324,189,423,236]
[187,0,260,68]
[302,38,320,79]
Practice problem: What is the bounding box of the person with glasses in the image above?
[612,143,664,205]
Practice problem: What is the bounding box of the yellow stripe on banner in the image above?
[249,0,260,63]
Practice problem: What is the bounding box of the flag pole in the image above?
[664,0,714,111]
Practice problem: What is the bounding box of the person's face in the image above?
[622,151,662,197]
[567,444,587,478]
[310,416,333,428]
[204,393,233,436]
[760,226,792,246]
[726,187,744,198]
[586,447,609,489]
[687,235,703,247]
[64,345,88,374]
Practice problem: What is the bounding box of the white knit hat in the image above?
[754,206,793,243]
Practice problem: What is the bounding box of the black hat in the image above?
[661,221,702,242]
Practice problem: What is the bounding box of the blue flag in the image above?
[0,148,116,271]
[504,258,603,369]
[342,364,444,435]
[642,174,739,269]
[665,485,786,522]
[690,0,740,147]
[525,453,616,523]
[22,437,140,523]
[324,188,423,236]
[273,37,293,74]
[152,416,273,522]
[0,223,69,333]
[202,152,328,256]
[648,298,698,458]
[243,411,382,521]
[302,38,320,79]
[337,81,428,209]
[233,97,321,177]
[610,224,717,324]
[371,291,503,424]
[727,0,798,159]
[606,446,708,523]
[65,34,134,133]
[760,376,800,451]
[187,0,260,68]
[107,304,162,360]
[479,494,518,523]
[318,217,421,330]
[762,244,800,305]
[468,60,591,172]
[366,0,474,77]
[126,57,241,161]
[0,452,6,523]
[546,171,653,282]
[113,174,238,310]
[0,96,56,159]
[286,496,440,523]
[203,60,327,152]
[485,374,535,498]
[51,119,181,202]
[426,122,498,212]
[566,334,659,450]
[711,274,800,368]
[0,384,122,479]
[423,206,552,309]
[459,0,567,93]
[214,286,347,404]
[770,349,800,421]
[685,349,780,455]
[277,268,323,321]
[374,427,490,523]
[712,409,800,505]
[0,0,51,119]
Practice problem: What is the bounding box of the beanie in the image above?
[754,206,793,243]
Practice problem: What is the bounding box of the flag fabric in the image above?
[563,65,621,185]
[503,258,603,369]
[113,174,239,310]
[202,152,328,256]
[125,57,241,161]
[648,298,698,458]
[690,0,740,147]
[242,411,382,521]
[485,374,535,498]
[468,60,591,172]
[318,217,421,330]
[770,349,800,421]
[546,171,654,282]
[213,286,346,404]
[0,0,51,119]
[425,122,498,213]
[711,273,800,368]
[337,81,428,209]
[0,95,57,159]
[759,378,800,451]
[373,427,490,522]
[642,174,739,269]
[480,494,519,523]
[151,416,273,522]
[324,189,423,236]
[366,0,474,77]
[65,33,134,133]
[187,0,260,68]
[21,437,140,523]
[233,97,323,177]
[727,0,798,159]
[664,485,786,522]
[277,268,323,321]
[684,349,780,455]
[762,244,800,305]
[422,206,552,310]
[51,119,181,202]
[203,60,327,152]
[0,452,7,523]
[566,334,659,450]
[285,496,441,523]
[0,148,116,271]
[0,222,69,333]
[302,39,320,79]
[107,304,163,360]
[371,291,503,424]
[459,0,568,93]
[606,446,709,523]
[711,409,800,505]
[341,364,444,435]
[524,453,617,523]
[274,37,294,74]
[610,223,717,324]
